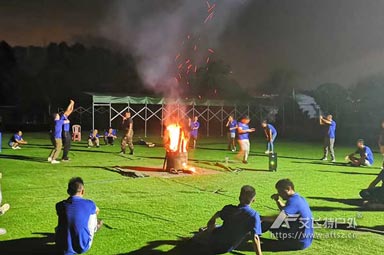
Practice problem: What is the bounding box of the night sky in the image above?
[2,0,384,89]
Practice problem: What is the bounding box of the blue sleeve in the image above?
[253,213,262,236]
[197,122,200,128]
[283,197,299,215]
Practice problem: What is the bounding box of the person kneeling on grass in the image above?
[56,177,102,255]
[360,168,384,209]
[8,131,27,150]
[261,179,313,251]
[88,129,100,148]
[192,185,262,255]
[346,139,374,167]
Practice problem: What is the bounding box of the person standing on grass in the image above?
[190,116,200,149]
[193,185,263,255]
[319,114,336,162]
[8,130,27,150]
[262,179,313,251]
[0,172,10,235]
[237,116,255,164]
[378,120,384,168]
[261,120,277,154]
[226,115,238,152]
[346,139,374,167]
[55,177,102,255]
[62,100,75,162]
[121,111,134,155]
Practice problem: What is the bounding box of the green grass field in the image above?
[0,133,383,255]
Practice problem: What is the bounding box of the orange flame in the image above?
[166,124,188,153]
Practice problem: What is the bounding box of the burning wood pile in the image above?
[163,123,195,174]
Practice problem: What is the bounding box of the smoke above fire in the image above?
[100,0,249,97]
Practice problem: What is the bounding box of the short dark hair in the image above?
[275,179,295,191]
[67,177,84,196]
[357,139,364,144]
[239,185,256,204]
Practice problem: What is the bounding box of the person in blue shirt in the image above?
[193,185,262,255]
[347,139,374,167]
[320,114,336,162]
[262,179,313,251]
[62,100,75,161]
[190,116,200,149]
[8,131,27,150]
[55,177,102,255]
[88,129,100,148]
[49,100,73,164]
[261,121,277,154]
[104,127,117,145]
[237,116,255,164]
[226,116,238,152]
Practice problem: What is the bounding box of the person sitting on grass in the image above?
[346,139,374,167]
[359,168,384,209]
[55,177,102,255]
[88,129,100,148]
[8,131,27,150]
[0,172,10,236]
[104,127,117,145]
[193,185,262,255]
[262,179,313,251]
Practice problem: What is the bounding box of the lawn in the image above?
[0,132,383,255]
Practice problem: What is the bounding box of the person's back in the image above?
[363,146,374,165]
[283,193,313,249]
[211,204,261,254]
[56,177,100,255]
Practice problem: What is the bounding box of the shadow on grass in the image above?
[0,232,57,255]
[317,170,378,176]
[0,154,46,163]
[308,196,384,212]
[117,239,213,255]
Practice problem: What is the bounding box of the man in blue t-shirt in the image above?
[49,100,74,164]
[56,177,102,255]
[262,179,313,251]
[261,121,277,154]
[190,116,200,149]
[347,139,374,167]
[320,114,336,162]
[62,100,75,161]
[193,185,262,255]
[237,116,255,164]
[8,131,27,150]
[226,116,238,152]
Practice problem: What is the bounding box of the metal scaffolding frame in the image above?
[89,94,258,137]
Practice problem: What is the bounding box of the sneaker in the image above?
[11,147,16,150]
[62,158,70,162]
[265,150,270,154]
[47,157,52,162]
[321,157,328,161]
[51,160,60,164]
[129,151,134,155]
[331,159,336,163]
[0,203,10,215]
[242,160,248,164]
[231,149,235,152]
[0,228,6,235]
[15,146,21,150]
